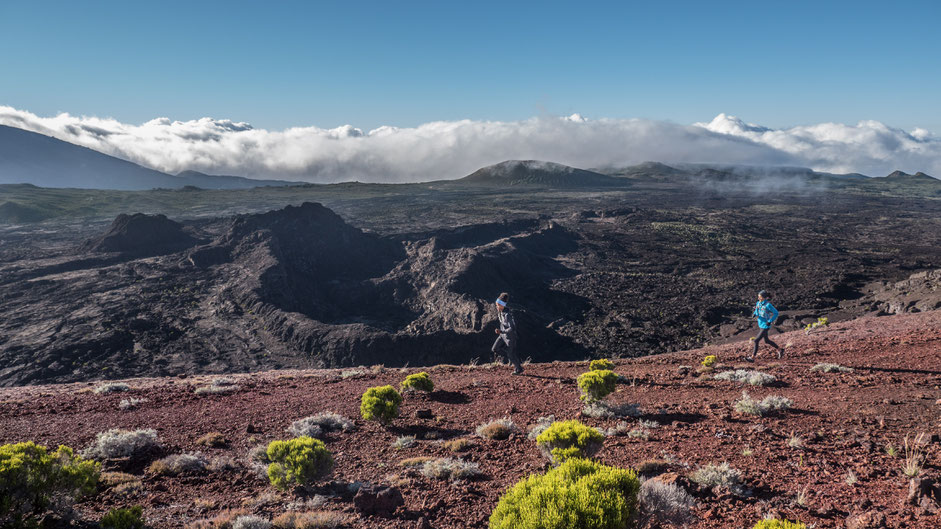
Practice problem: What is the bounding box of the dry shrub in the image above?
[94,382,131,394]
[272,511,346,529]
[81,428,160,461]
[420,457,482,480]
[196,432,228,448]
[184,509,250,529]
[100,471,138,486]
[637,478,696,527]
[444,438,472,452]
[398,456,434,468]
[475,418,517,440]
[149,453,207,476]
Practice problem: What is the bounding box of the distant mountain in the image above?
[455,160,624,188]
[0,125,299,190]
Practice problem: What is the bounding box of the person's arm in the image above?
[504,313,516,334]
[769,303,779,324]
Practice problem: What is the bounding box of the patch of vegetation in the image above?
[232,515,272,529]
[576,369,617,402]
[184,508,250,529]
[360,385,403,425]
[391,436,416,449]
[476,418,517,440]
[536,420,605,465]
[208,456,239,473]
[420,457,482,480]
[196,432,228,448]
[272,511,346,529]
[400,371,434,392]
[118,397,148,410]
[637,478,695,528]
[288,412,355,438]
[701,355,717,368]
[444,438,472,452]
[0,442,100,527]
[689,462,745,495]
[100,505,146,529]
[902,433,928,478]
[266,437,334,490]
[398,456,435,468]
[489,457,639,529]
[149,453,207,476]
[582,401,641,419]
[752,519,806,529]
[81,428,160,461]
[804,317,829,334]
[810,363,853,373]
[714,369,777,386]
[95,382,131,394]
[526,416,555,440]
[734,392,793,416]
[589,359,615,371]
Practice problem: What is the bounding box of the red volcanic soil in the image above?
[2,311,940,528]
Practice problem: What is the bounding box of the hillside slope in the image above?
[1,310,939,528]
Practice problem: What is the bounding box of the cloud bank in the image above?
[1,105,938,183]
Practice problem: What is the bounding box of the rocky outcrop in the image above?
[82,213,199,256]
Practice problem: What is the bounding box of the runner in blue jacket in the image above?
[747,290,783,361]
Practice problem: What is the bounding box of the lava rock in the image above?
[354,484,404,518]
[846,511,887,529]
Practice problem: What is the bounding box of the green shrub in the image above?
[266,437,333,490]
[589,359,615,371]
[701,355,717,367]
[753,519,806,529]
[536,420,605,465]
[100,505,146,529]
[489,457,639,529]
[0,442,100,526]
[401,372,434,392]
[577,370,617,402]
[360,385,403,424]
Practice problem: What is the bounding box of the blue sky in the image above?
[2,0,940,132]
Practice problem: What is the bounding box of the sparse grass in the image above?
[476,417,517,440]
[81,428,160,461]
[845,470,858,485]
[582,401,641,419]
[398,456,435,468]
[886,443,898,457]
[527,416,555,440]
[285,413,355,441]
[194,383,239,395]
[638,419,659,429]
[443,438,472,452]
[391,436,416,449]
[603,421,632,437]
[100,471,138,486]
[196,432,228,448]
[208,456,239,472]
[340,369,365,379]
[714,369,777,386]
[902,433,928,478]
[627,429,650,440]
[184,509,250,529]
[272,511,347,529]
[232,515,271,529]
[635,459,670,476]
[795,486,811,507]
[788,433,804,449]
[118,397,148,410]
[243,492,282,509]
[112,480,143,497]
[810,363,853,373]
[149,453,207,476]
[689,462,744,495]
[637,478,696,528]
[420,457,482,480]
[734,392,793,416]
[742,447,754,457]
[94,382,131,394]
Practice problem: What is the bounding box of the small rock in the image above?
[354,484,404,518]
[246,423,260,434]
[415,409,434,419]
[845,511,886,529]
[935,398,941,406]
[416,517,433,529]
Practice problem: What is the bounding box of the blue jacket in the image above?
[753,300,778,329]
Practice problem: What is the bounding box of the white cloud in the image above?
[1,105,938,183]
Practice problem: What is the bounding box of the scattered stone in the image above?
[905,476,940,511]
[354,484,404,517]
[415,409,434,419]
[416,517,433,529]
[846,511,886,529]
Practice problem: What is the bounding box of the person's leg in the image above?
[506,338,523,374]
[762,329,782,357]
[491,335,505,363]
[750,328,767,359]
